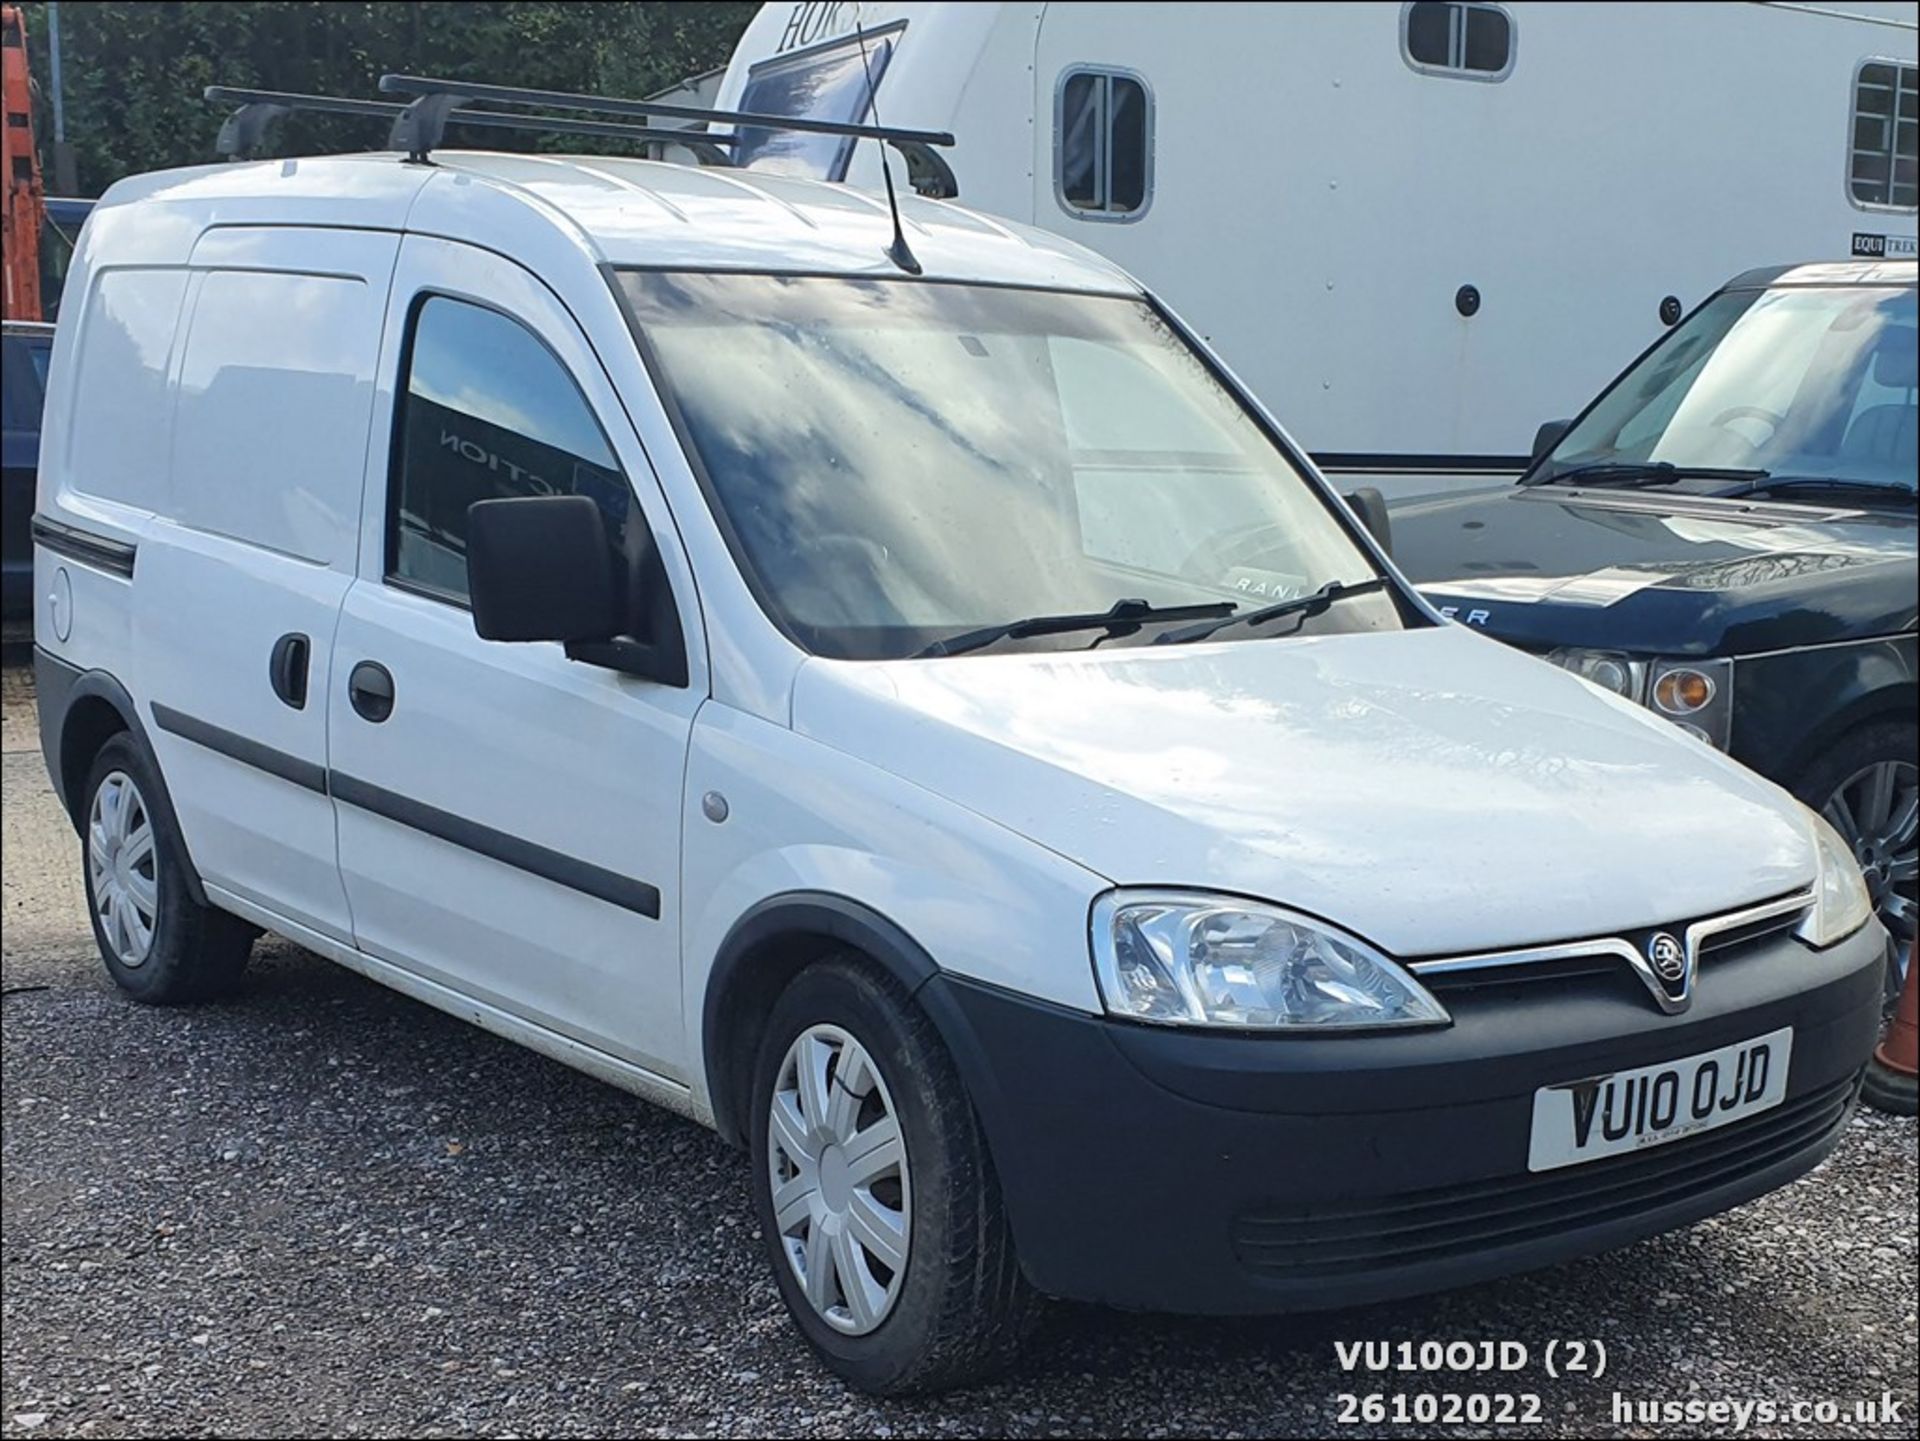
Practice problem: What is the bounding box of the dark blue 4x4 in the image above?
[3,318,56,634]
[1394,262,1917,982]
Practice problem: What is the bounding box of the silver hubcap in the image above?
[767,1024,911,1336]
[1824,759,1918,944]
[88,770,159,967]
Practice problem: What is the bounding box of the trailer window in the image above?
[734,27,899,181]
[1402,2,1514,81]
[1057,68,1153,221]
[1849,59,1918,211]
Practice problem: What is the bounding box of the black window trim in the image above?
[1400,0,1517,84]
[1847,55,1919,215]
[1053,64,1156,224]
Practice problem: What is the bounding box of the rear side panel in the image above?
[133,226,400,943]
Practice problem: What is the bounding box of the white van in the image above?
[33,107,1889,1393]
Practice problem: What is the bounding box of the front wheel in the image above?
[748,957,1038,1395]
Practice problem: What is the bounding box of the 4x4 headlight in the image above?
[1548,649,1735,749]
[1796,809,1875,949]
[1090,891,1450,1031]
[1547,647,1646,700]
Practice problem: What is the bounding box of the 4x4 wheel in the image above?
[80,735,255,1003]
[748,957,1039,1395]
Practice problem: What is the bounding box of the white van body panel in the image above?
[171,227,397,567]
[136,225,399,940]
[792,626,1817,960]
[717,1,1920,473]
[328,231,706,1081]
[683,699,1111,1029]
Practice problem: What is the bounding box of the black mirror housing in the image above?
[1531,419,1572,463]
[467,495,620,644]
[1343,486,1393,556]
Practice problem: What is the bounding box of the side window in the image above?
[1849,59,1918,211]
[389,296,632,604]
[1056,68,1153,221]
[1402,2,1515,81]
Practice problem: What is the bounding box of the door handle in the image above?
[348,660,395,723]
[268,633,310,710]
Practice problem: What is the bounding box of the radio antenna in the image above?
[853,17,921,276]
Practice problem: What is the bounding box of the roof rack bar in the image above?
[205,86,738,162]
[378,73,956,148]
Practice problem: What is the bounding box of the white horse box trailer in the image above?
[714,1,1918,492]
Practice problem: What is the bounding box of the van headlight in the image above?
[1090,891,1450,1031]
[1796,810,1875,949]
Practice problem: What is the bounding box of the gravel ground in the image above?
[3,656,1916,1439]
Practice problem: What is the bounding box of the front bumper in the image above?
[923,920,1886,1314]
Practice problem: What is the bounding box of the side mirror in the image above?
[1531,419,1572,463]
[466,496,686,685]
[1343,486,1393,556]
[468,495,619,644]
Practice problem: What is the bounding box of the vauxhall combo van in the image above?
[33,143,1889,1393]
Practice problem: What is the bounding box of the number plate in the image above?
[1528,1028,1792,1173]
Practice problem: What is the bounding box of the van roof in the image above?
[94,151,1139,294]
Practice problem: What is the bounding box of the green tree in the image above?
[19,1,758,195]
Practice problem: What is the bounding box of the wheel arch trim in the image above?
[35,648,212,907]
[1781,681,1918,791]
[701,891,1015,1153]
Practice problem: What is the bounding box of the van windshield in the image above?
[616,272,1397,660]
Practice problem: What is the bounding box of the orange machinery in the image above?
[1,3,45,322]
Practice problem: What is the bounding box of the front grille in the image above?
[1407,890,1814,1012]
[1421,955,1641,1002]
[1232,1073,1858,1280]
[1698,908,1804,961]
[1421,905,1807,1005]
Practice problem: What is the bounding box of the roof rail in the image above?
[378,73,959,198]
[205,77,960,200]
[205,86,736,166]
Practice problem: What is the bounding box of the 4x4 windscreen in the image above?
[617,273,1397,660]
[1547,285,1918,491]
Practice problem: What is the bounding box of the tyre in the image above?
[80,734,255,1003]
[1793,720,1917,1006]
[748,956,1039,1395]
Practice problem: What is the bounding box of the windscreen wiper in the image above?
[1153,577,1391,646]
[914,597,1236,659]
[1522,461,1767,489]
[1713,475,1919,506]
